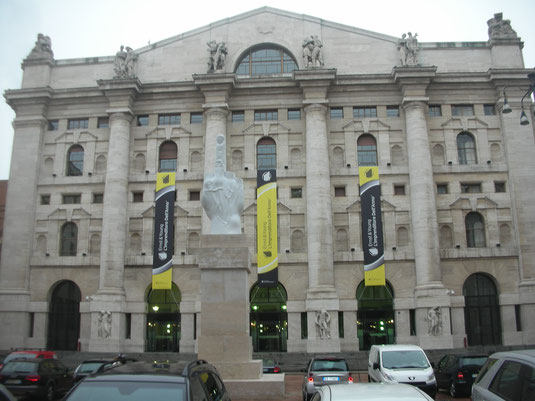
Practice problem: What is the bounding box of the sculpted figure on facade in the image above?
[398,32,419,67]
[114,45,137,79]
[98,311,112,339]
[315,309,331,339]
[207,41,228,72]
[427,306,441,336]
[302,35,324,68]
[27,33,54,60]
[487,13,518,40]
[201,134,244,234]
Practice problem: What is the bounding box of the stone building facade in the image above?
[1,8,534,354]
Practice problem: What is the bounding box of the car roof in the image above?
[83,373,187,384]
[319,383,433,400]
[489,349,535,364]
[372,344,424,352]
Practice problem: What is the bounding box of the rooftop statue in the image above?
[398,32,419,67]
[487,13,518,40]
[201,135,244,234]
[27,33,54,60]
[207,41,228,72]
[302,35,324,68]
[113,45,137,79]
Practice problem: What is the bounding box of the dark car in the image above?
[62,359,230,401]
[0,350,56,370]
[0,358,73,401]
[0,384,17,401]
[262,358,281,373]
[434,353,488,397]
[302,357,353,401]
[72,359,110,383]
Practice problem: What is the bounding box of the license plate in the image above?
[6,379,21,384]
[322,377,340,381]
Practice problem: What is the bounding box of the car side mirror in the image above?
[373,362,380,370]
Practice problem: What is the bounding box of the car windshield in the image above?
[382,350,430,369]
[1,361,38,373]
[263,359,275,365]
[65,381,186,401]
[311,360,348,371]
[77,362,106,373]
[459,356,487,367]
[4,353,38,363]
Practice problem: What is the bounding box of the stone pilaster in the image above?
[0,88,52,349]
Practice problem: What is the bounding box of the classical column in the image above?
[0,88,52,349]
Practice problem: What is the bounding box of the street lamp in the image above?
[502,72,535,125]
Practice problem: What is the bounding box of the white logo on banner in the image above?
[262,171,272,182]
[369,247,378,256]
[158,252,167,261]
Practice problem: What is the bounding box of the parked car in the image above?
[0,358,73,401]
[0,384,17,401]
[72,359,111,382]
[302,357,353,401]
[62,359,230,401]
[0,350,56,370]
[368,344,437,399]
[434,353,487,397]
[310,382,434,401]
[262,357,281,373]
[471,349,535,401]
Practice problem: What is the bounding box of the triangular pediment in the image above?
[48,207,91,220]
[450,196,497,211]
[54,130,98,143]
[441,117,489,131]
[242,122,290,136]
[146,126,191,140]
[141,204,189,218]
[342,119,391,133]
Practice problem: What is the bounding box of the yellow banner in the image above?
[257,170,278,286]
[152,172,176,290]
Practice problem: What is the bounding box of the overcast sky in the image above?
[1,0,534,180]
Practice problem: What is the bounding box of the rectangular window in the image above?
[92,193,104,204]
[158,113,181,125]
[125,313,131,339]
[254,109,278,121]
[428,105,442,117]
[353,106,377,118]
[40,194,51,205]
[47,120,59,131]
[232,111,245,122]
[452,105,474,116]
[461,183,482,193]
[515,305,522,331]
[394,184,406,195]
[338,311,344,338]
[68,118,89,130]
[301,312,308,339]
[189,190,200,201]
[494,181,506,193]
[97,117,109,128]
[386,106,400,117]
[330,107,344,119]
[291,187,303,199]
[410,309,416,336]
[334,186,346,197]
[288,109,301,120]
[29,312,35,337]
[62,194,81,204]
[437,183,449,194]
[484,104,496,116]
[132,192,144,202]
[190,112,203,124]
[137,115,149,126]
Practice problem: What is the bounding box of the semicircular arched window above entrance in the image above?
[250,283,288,352]
[236,46,298,76]
[356,281,395,350]
[146,283,181,352]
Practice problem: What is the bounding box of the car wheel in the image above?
[449,381,457,398]
[45,383,55,401]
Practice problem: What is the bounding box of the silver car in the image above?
[311,383,434,401]
[471,349,535,401]
[302,357,352,401]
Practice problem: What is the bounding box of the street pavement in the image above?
[234,373,471,401]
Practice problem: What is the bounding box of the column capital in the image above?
[194,73,235,105]
[4,87,53,116]
[392,66,436,99]
[98,78,142,112]
[294,69,336,102]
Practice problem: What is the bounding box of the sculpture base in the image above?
[225,374,285,400]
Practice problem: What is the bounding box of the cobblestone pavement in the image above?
[233,373,471,401]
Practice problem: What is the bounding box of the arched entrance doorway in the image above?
[146,283,181,352]
[250,283,288,352]
[463,273,501,345]
[356,281,395,350]
[47,281,81,350]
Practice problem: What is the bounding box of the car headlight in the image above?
[427,373,436,382]
[383,372,396,381]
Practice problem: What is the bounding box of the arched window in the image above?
[490,143,503,163]
[190,151,202,172]
[159,141,178,172]
[290,148,303,169]
[335,229,348,252]
[236,46,298,76]
[257,137,276,170]
[457,132,477,165]
[466,212,486,248]
[95,154,107,174]
[396,227,409,247]
[134,153,146,173]
[440,225,453,249]
[332,147,344,169]
[432,144,445,166]
[89,234,101,255]
[44,157,54,176]
[231,150,243,171]
[357,135,377,166]
[66,145,84,176]
[291,229,305,252]
[60,222,77,256]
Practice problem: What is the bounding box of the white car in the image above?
[310,383,434,401]
[471,349,535,401]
